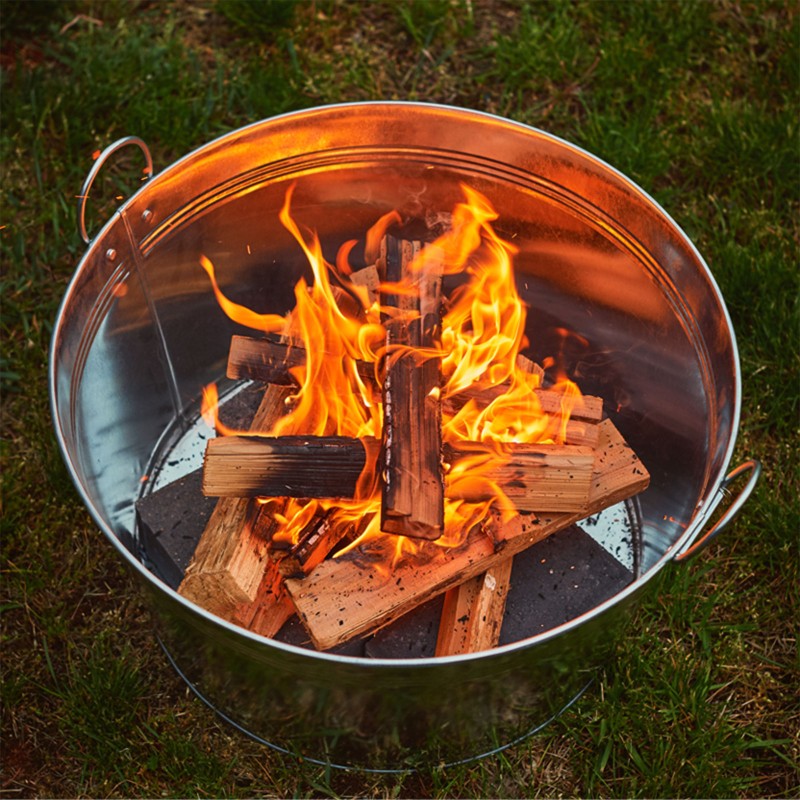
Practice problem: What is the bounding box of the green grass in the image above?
[2,0,798,796]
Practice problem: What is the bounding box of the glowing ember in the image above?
[200,183,586,569]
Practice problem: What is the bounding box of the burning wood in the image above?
[249,503,351,578]
[226,334,599,448]
[227,335,303,385]
[236,553,295,638]
[202,435,595,513]
[445,440,595,512]
[453,381,603,422]
[349,263,380,306]
[273,514,343,578]
[284,419,649,650]
[227,334,376,386]
[201,435,373,498]
[227,263,381,385]
[380,237,445,540]
[180,184,652,655]
[178,383,295,636]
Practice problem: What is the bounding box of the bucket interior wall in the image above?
[51,105,738,768]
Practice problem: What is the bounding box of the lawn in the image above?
[1,1,797,797]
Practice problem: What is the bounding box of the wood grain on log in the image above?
[380,238,445,540]
[435,558,514,656]
[178,383,295,637]
[284,418,649,650]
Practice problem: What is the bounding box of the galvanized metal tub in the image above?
[50,102,759,771]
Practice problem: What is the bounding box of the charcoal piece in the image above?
[136,469,215,589]
[499,524,633,645]
[361,526,632,658]
[274,615,366,658]
[219,383,266,430]
[364,596,445,660]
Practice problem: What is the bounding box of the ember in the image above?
[177,184,650,653]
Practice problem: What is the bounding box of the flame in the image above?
[365,209,402,264]
[199,255,286,336]
[201,382,251,438]
[200,183,585,563]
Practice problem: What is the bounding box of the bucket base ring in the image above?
[156,634,594,774]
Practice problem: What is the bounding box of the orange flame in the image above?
[200,183,584,562]
[200,255,286,336]
[201,383,250,438]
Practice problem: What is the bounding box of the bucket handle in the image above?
[673,460,762,562]
[77,136,153,244]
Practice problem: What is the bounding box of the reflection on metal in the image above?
[51,102,758,769]
[673,460,762,562]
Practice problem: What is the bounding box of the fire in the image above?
[200,183,584,568]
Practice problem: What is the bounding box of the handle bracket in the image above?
[674,460,762,563]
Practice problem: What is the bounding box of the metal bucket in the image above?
[50,102,759,771]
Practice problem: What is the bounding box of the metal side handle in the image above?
[77,136,153,244]
[674,460,762,562]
